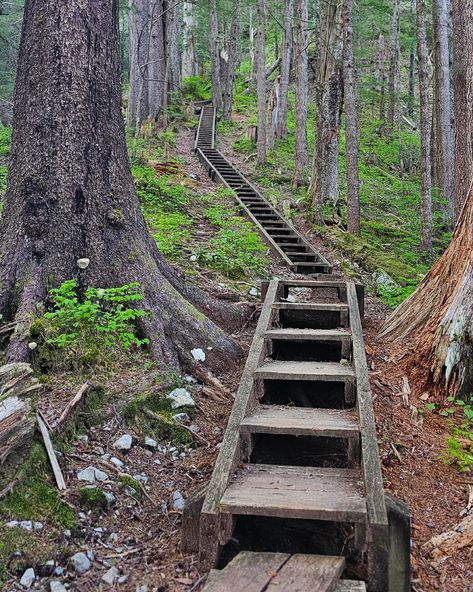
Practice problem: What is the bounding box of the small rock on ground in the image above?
[166,388,195,409]
[70,551,92,574]
[50,582,67,592]
[19,568,35,588]
[77,466,109,483]
[102,565,119,586]
[172,490,185,511]
[114,434,133,450]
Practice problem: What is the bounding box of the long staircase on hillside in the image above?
[184,104,410,592]
[194,104,332,274]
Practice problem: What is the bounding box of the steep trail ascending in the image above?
[184,105,410,592]
[194,104,332,274]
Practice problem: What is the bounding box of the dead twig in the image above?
[37,412,67,490]
[55,382,91,430]
[0,478,20,501]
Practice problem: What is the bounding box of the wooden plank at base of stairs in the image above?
[254,360,354,381]
[266,554,345,592]
[265,328,351,341]
[240,405,359,437]
[220,464,367,522]
[201,551,290,592]
[273,302,348,312]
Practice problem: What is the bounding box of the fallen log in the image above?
[425,513,473,567]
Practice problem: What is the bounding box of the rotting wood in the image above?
[266,554,345,591]
[37,412,66,491]
[55,382,91,430]
[182,484,209,553]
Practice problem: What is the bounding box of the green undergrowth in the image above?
[123,387,194,446]
[0,124,10,157]
[132,164,269,283]
[0,443,76,529]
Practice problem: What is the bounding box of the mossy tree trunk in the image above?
[0,0,244,371]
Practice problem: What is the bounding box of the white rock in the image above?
[153,459,161,465]
[77,466,109,483]
[191,348,206,362]
[172,490,185,511]
[136,586,148,592]
[6,520,43,531]
[118,575,129,584]
[190,255,197,262]
[166,388,195,409]
[77,258,90,269]
[189,424,200,433]
[70,552,92,574]
[110,456,124,469]
[144,437,157,449]
[93,446,105,455]
[50,581,67,592]
[28,342,38,351]
[19,567,35,588]
[102,566,119,586]
[184,375,197,384]
[133,473,149,484]
[248,287,258,297]
[104,491,116,505]
[114,434,133,451]
[173,412,190,422]
[76,435,89,444]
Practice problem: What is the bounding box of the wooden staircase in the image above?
[191,279,390,591]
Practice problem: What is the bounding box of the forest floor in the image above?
[0,111,471,592]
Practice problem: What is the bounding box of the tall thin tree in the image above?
[293,0,309,186]
[277,0,293,139]
[210,0,222,110]
[222,0,240,121]
[256,0,267,164]
[387,0,400,133]
[342,0,360,234]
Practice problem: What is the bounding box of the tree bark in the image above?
[276,0,293,139]
[416,0,433,255]
[309,0,343,220]
[293,0,309,187]
[148,0,166,121]
[266,75,280,151]
[256,0,267,164]
[381,183,473,399]
[377,33,386,124]
[222,0,240,121]
[451,0,473,219]
[342,0,360,235]
[165,0,180,95]
[387,0,400,133]
[432,0,454,221]
[210,0,222,111]
[182,1,198,79]
[0,0,243,372]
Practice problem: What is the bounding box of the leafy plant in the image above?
[438,396,473,472]
[33,280,148,370]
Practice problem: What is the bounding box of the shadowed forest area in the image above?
[0,0,472,591]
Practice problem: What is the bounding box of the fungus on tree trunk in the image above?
[0,0,245,372]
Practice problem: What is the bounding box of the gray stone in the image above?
[110,456,124,469]
[184,375,197,384]
[93,446,105,455]
[19,567,35,588]
[189,424,200,433]
[166,388,195,409]
[173,412,190,422]
[76,435,89,444]
[77,466,109,483]
[104,491,116,505]
[118,575,129,584]
[373,270,400,293]
[53,567,65,576]
[102,566,119,586]
[133,473,149,484]
[6,520,43,531]
[70,552,92,574]
[172,490,185,511]
[136,585,148,592]
[248,287,258,297]
[114,434,133,450]
[144,437,157,449]
[50,581,67,592]
[190,348,206,362]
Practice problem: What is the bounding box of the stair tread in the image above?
[254,360,354,380]
[240,405,359,437]
[273,302,348,311]
[265,328,351,340]
[220,464,366,522]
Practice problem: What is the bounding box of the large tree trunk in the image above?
[0,0,243,372]
[182,1,198,79]
[381,183,473,399]
[416,0,433,255]
[451,0,473,219]
[292,0,309,187]
[256,0,267,164]
[128,0,149,127]
[342,0,360,235]
[164,0,180,95]
[386,0,400,133]
[309,0,343,220]
[209,0,222,111]
[222,0,240,121]
[276,0,293,140]
[432,0,454,221]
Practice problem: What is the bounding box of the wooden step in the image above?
[240,406,359,438]
[202,551,347,592]
[220,464,366,522]
[265,328,351,341]
[254,360,354,381]
[336,582,367,591]
[273,302,348,312]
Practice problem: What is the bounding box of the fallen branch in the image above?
[37,412,67,491]
[55,382,91,430]
[426,513,473,567]
[0,478,20,501]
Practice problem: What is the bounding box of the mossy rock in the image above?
[78,487,108,510]
[118,475,141,499]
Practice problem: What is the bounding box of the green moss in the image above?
[118,475,141,498]
[79,487,108,510]
[0,443,76,529]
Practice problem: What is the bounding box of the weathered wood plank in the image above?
[264,328,351,341]
[240,406,359,438]
[273,302,349,311]
[220,464,367,522]
[335,581,367,591]
[254,360,354,381]
[266,554,345,592]
[202,552,290,592]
